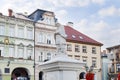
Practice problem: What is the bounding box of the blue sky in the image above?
[0,0,120,50]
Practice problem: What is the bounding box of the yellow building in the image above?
[107,45,120,80]
[64,23,103,80]
[0,9,34,80]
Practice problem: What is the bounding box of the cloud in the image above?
[92,0,105,5]
[98,6,120,17]
[55,10,68,23]
[47,0,90,7]
[75,19,120,49]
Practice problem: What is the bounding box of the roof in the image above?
[106,44,120,49]
[28,9,54,17]
[64,26,103,46]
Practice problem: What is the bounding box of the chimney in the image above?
[8,9,13,16]
[66,22,73,27]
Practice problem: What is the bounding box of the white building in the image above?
[28,9,57,80]
[0,9,34,80]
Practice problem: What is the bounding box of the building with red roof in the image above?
[64,23,103,80]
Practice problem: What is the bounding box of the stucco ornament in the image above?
[55,23,67,55]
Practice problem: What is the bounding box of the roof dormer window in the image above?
[72,35,76,38]
[79,36,83,39]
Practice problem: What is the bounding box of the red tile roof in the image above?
[64,26,103,46]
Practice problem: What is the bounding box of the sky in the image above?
[0,0,120,50]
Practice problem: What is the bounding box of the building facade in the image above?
[0,10,34,80]
[64,24,103,80]
[28,9,57,80]
[107,45,120,80]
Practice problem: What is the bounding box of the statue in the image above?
[54,23,67,55]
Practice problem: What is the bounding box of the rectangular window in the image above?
[39,33,44,43]
[75,45,80,52]
[39,52,43,62]
[27,49,32,59]
[9,26,15,37]
[92,57,97,67]
[92,47,96,54]
[47,35,51,44]
[82,46,87,53]
[82,57,87,63]
[47,53,51,60]
[0,46,4,56]
[0,25,5,35]
[18,27,24,38]
[75,55,80,60]
[67,44,72,51]
[9,47,14,57]
[4,68,10,73]
[27,28,33,39]
[117,64,120,72]
[18,48,24,58]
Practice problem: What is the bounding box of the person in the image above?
[54,23,67,55]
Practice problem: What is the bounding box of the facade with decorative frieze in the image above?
[0,10,34,80]
[28,9,57,80]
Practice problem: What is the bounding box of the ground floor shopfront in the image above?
[0,58,34,80]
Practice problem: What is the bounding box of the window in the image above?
[0,46,4,56]
[9,47,14,57]
[18,27,24,38]
[92,57,97,67]
[92,47,96,54]
[39,33,44,43]
[47,35,51,44]
[4,68,10,73]
[47,53,51,60]
[0,25,5,35]
[72,35,76,38]
[82,46,87,53]
[9,25,15,37]
[117,64,120,72]
[18,48,24,58]
[39,52,43,62]
[75,45,80,52]
[82,57,87,63]
[27,49,32,59]
[75,55,80,60]
[67,44,72,51]
[27,28,33,39]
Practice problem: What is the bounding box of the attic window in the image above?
[79,36,83,39]
[72,35,76,38]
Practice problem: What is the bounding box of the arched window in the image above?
[79,72,86,79]
[39,71,43,80]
